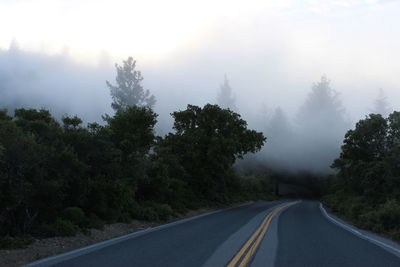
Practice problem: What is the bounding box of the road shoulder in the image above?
[320,202,400,259]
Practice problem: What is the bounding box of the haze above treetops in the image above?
[0,0,399,172]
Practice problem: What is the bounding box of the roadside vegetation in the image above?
[0,58,271,249]
[2,55,399,252]
[324,112,400,241]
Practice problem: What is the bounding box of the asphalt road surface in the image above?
[275,201,400,267]
[27,200,400,267]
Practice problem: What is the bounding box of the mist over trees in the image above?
[250,76,349,173]
[0,45,395,174]
[0,45,113,122]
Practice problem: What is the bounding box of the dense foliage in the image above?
[325,112,400,241]
[0,105,269,248]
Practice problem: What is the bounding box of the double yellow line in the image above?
[227,201,300,267]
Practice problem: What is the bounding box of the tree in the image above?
[8,38,20,53]
[0,119,41,235]
[106,57,156,112]
[297,75,346,128]
[332,114,387,167]
[267,107,291,140]
[263,107,293,164]
[62,115,83,130]
[296,75,349,172]
[217,75,237,111]
[386,111,400,183]
[159,104,265,199]
[331,114,388,197]
[108,106,157,157]
[327,111,400,240]
[0,109,12,121]
[371,89,391,117]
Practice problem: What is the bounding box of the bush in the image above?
[153,204,173,221]
[0,235,33,249]
[170,202,187,215]
[389,229,400,242]
[357,199,400,233]
[359,211,383,232]
[84,214,105,230]
[39,219,80,237]
[326,195,400,241]
[141,207,159,221]
[62,207,86,226]
[377,199,400,231]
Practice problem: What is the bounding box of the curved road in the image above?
[26,200,400,267]
[274,201,400,267]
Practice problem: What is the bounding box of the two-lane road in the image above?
[26,200,400,267]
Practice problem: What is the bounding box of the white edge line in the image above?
[319,202,400,257]
[24,202,254,267]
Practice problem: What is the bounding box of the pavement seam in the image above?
[319,203,400,258]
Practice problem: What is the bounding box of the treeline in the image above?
[325,112,400,241]
[0,103,269,248]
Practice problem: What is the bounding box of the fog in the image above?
[1,0,400,173]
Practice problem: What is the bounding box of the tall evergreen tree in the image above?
[297,75,346,128]
[371,88,391,117]
[106,57,156,112]
[217,75,237,111]
[262,107,293,167]
[268,107,291,139]
[296,75,349,172]
[8,38,19,52]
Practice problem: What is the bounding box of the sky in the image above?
[1,0,399,118]
[1,0,400,172]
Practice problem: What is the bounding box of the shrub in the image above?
[136,202,173,221]
[141,207,159,221]
[377,199,400,231]
[62,207,86,226]
[40,219,80,237]
[84,214,105,230]
[153,204,173,221]
[170,202,187,215]
[0,235,33,249]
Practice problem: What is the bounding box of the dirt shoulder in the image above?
[0,204,248,267]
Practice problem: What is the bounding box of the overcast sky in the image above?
[1,0,400,120]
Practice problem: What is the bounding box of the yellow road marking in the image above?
[227,201,300,267]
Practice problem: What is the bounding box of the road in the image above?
[26,200,400,267]
[274,201,400,267]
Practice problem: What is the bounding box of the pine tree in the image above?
[268,107,291,139]
[106,57,156,112]
[297,75,346,128]
[8,38,19,52]
[296,75,349,172]
[217,74,237,111]
[371,88,391,117]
